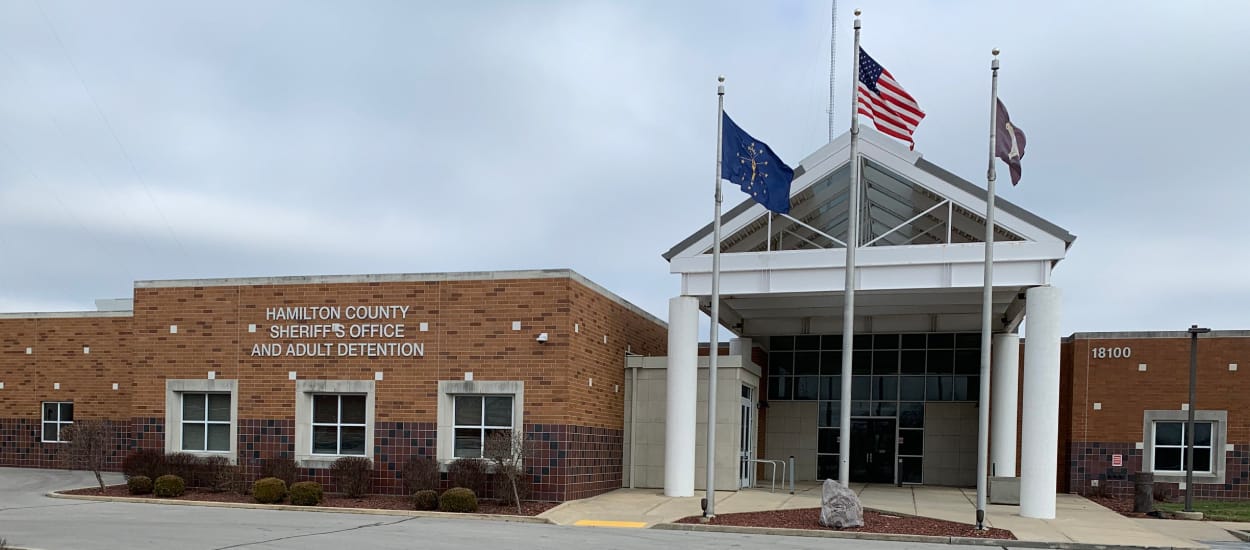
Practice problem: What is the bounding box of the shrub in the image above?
[289,481,323,506]
[330,456,373,498]
[252,477,287,504]
[153,474,186,498]
[121,449,166,481]
[483,430,535,512]
[57,420,112,492]
[412,489,439,511]
[259,455,300,487]
[447,458,489,498]
[127,475,154,495]
[164,453,206,487]
[402,455,441,493]
[202,455,238,492]
[491,464,532,506]
[439,487,478,513]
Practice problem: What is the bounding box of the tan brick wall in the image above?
[0,316,132,420]
[1068,336,1250,444]
[131,277,580,425]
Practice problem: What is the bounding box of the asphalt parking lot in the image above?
[0,468,987,550]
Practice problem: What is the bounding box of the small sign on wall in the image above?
[1112,454,1123,467]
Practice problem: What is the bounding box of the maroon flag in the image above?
[995,99,1026,185]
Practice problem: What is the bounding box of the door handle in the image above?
[867,452,872,463]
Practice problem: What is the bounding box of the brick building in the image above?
[0,269,667,501]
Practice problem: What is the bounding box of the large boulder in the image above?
[818,479,864,529]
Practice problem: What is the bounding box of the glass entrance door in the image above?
[739,385,754,488]
[849,417,897,484]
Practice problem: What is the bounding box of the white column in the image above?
[729,337,753,361]
[990,332,1020,478]
[665,296,699,497]
[1019,286,1061,519]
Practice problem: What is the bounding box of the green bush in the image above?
[330,456,373,498]
[259,455,300,487]
[127,475,153,495]
[153,474,185,498]
[412,489,439,511]
[252,477,288,504]
[289,481,323,506]
[438,487,478,513]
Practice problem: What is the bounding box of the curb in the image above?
[45,491,554,525]
[651,522,1196,550]
[1227,529,1250,543]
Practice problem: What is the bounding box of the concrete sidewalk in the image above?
[540,483,1217,548]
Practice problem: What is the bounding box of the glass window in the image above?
[900,376,926,401]
[927,376,954,401]
[900,334,927,349]
[795,335,822,351]
[900,350,926,374]
[41,402,74,443]
[452,395,515,458]
[899,456,922,484]
[818,401,840,428]
[851,376,871,400]
[819,376,841,401]
[820,351,841,375]
[899,429,923,455]
[181,393,231,452]
[1153,421,1213,474]
[899,402,924,428]
[794,352,820,375]
[770,336,794,351]
[767,376,792,400]
[954,350,980,374]
[928,333,954,349]
[954,333,981,349]
[871,376,898,401]
[872,334,900,350]
[872,350,899,374]
[770,352,793,376]
[311,394,368,456]
[820,335,842,350]
[927,349,954,374]
[817,454,839,480]
[818,428,838,454]
[794,376,820,400]
[852,350,873,374]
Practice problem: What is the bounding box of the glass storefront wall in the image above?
[767,333,982,484]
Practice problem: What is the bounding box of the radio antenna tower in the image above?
[827,0,838,142]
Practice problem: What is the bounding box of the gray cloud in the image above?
[1,0,1247,334]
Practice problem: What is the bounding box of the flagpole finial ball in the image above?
[992,48,1000,56]
[854,8,861,16]
[718,75,725,83]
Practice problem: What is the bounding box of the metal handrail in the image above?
[744,458,787,493]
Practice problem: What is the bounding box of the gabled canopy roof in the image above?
[664,128,1074,261]
[663,127,1076,337]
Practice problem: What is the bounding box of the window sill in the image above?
[296,454,372,469]
[175,450,237,464]
[1150,472,1219,483]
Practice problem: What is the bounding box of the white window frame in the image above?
[1142,409,1227,484]
[437,380,524,464]
[294,379,375,467]
[180,392,233,453]
[41,401,74,443]
[451,395,515,459]
[1151,421,1213,475]
[310,394,368,456]
[166,379,239,462]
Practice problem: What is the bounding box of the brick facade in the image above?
[1063,333,1250,499]
[0,270,666,501]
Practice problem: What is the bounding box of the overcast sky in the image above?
[1,1,1247,335]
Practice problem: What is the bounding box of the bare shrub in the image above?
[401,455,441,493]
[58,420,111,492]
[164,453,206,487]
[202,455,238,492]
[447,458,489,498]
[330,457,373,498]
[121,448,166,480]
[483,430,535,513]
[259,455,300,487]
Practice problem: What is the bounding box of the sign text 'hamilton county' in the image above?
[250,305,425,358]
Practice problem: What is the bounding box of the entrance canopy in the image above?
[663,127,1075,337]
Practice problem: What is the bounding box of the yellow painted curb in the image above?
[573,520,648,528]
[46,491,553,525]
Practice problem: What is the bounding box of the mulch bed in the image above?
[60,485,558,516]
[677,508,1016,539]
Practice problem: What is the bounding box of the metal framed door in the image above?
[739,385,754,488]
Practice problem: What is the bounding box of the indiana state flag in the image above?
[721,112,794,214]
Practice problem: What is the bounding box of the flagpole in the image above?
[837,8,861,488]
[704,74,725,519]
[974,48,1001,531]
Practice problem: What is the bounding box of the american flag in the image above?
[857,48,925,149]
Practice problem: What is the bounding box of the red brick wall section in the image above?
[0,315,133,469]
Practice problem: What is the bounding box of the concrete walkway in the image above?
[540,483,1217,548]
